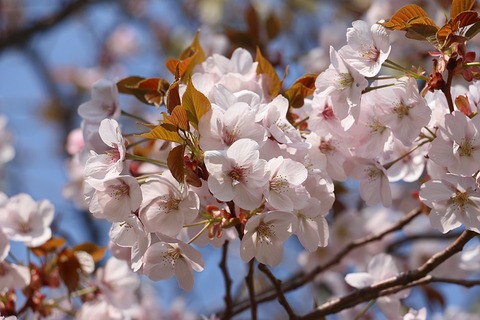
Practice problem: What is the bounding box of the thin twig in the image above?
[220,241,233,320]
[299,230,476,319]
[246,260,257,320]
[258,264,298,319]
[386,231,462,253]
[0,0,110,52]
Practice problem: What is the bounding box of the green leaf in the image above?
[182,81,212,130]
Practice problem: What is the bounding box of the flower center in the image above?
[270,176,288,193]
[362,45,380,62]
[368,119,387,134]
[257,222,275,245]
[223,127,238,146]
[365,166,381,182]
[108,181,130,200]
[321,105,336,120]
[455,138,474,157]
[338,73,354,88]
[451,191,470,210]
[392,102,410,119]
[319,138,335,155]
[229,166,246,185]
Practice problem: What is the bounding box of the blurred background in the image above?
[1,0,476,318]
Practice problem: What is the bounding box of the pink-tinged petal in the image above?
[240,232,256,263]
[345,272,374,288]
[174,258,195,291]
[208,175,234,202]
[226,139,259,165]
[233,184,263,210]
[419,180,453,207]
[0,229,9,261]
[142,242,175,281]
[368,253,398,280]
[98,119,122,148]
[429,208,461,233]
[296,217,320,252]
[428,135,455,167]
[377,296,401,320]
[256,240,283,266]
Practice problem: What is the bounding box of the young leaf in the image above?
[284,74,317,108]
[136,124,183,143]
[31,238,65,256]
[162,106,189,131]
[166,80,181,114]
[182,81,212,129]
[380,4,438,30]
[117,77,170,107]
[57,248,81,295]
[256,47,281,98]
[166,32,205,82]
[73,242,107,263]
[167,144,186,183]
[450,0,476,20]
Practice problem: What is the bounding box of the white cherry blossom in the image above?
[419,174,480,233]
[240,211,296,266]
[293,198,329,252]
[142,235,204,291]
[0,193,54,247]
[204,138,268,210]
[78,79,120,123]
[86,175,142,223]
[428,111,480,176]
[264,156,309,211]
[339,20,391,77]
[139,171,199,237]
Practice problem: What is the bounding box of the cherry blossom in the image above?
[139,171,200,236]
[315,46,368,129]
[204,138,268,210]
[264,156,309,211]
[198,101,267,150]
[292,198,329,251]
[240,211,296,266]
[419,174,480,233]
[305,132,348,181]
[345,253,408,319]
[142,235,204,291]
[0,115,14,166]
[428,111,480,176]
[0,261,31,291]
[86,175,142,223]
[84,118,126,180]
[339,20,391,77]
[345,157,392,207]
[77,79,120,123]
[0,193,54,247]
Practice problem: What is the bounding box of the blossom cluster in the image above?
[65,13,480,302]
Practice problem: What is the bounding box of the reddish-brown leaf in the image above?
[31,238,65,256]
[167,145,186,183]
[182,81,212,129]
[166,80,181,114]
[256,47,281,98]
[284,74,317,108]
[165,33,205,82]
[57,248,81,295]
[117,77,170,107]
[380,4,438,30]
[136,123,183,143]
[72,242,107,263]
[455,95,473,116]
[450,0,476,20]
[163,106,189,131]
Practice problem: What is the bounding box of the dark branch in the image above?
[231,206,423,315]
[299,230,477,319]
[258,264,298,319]
[220,241,233,320]
[246,260,257,320]
[0,0,109,52]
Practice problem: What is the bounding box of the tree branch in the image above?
[386,231,462,253]
[246,260,257,320]
[0,0,110,52]
[220,241,233,320]
[258,263,298,319]
[230,206,423,315]
[299,230,476,319]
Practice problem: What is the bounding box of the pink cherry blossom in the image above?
[293,198,329,252]
[264,156,309,211]
[204,138,268,210]
[77,79,120,123]
[240,211,296,266]
[315,46,368,129]
[139,171,200,237]
[84,118,126,180]
[142,235,204,291]
[419,174,480,233]
[428,111,480,176]
[0,261,31,291]
[86,175,142,223]
[345,157,392,207]
[0,193,54,247]
[198,102,267,150]
[339,20,391,77]
[306,132,349,181]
